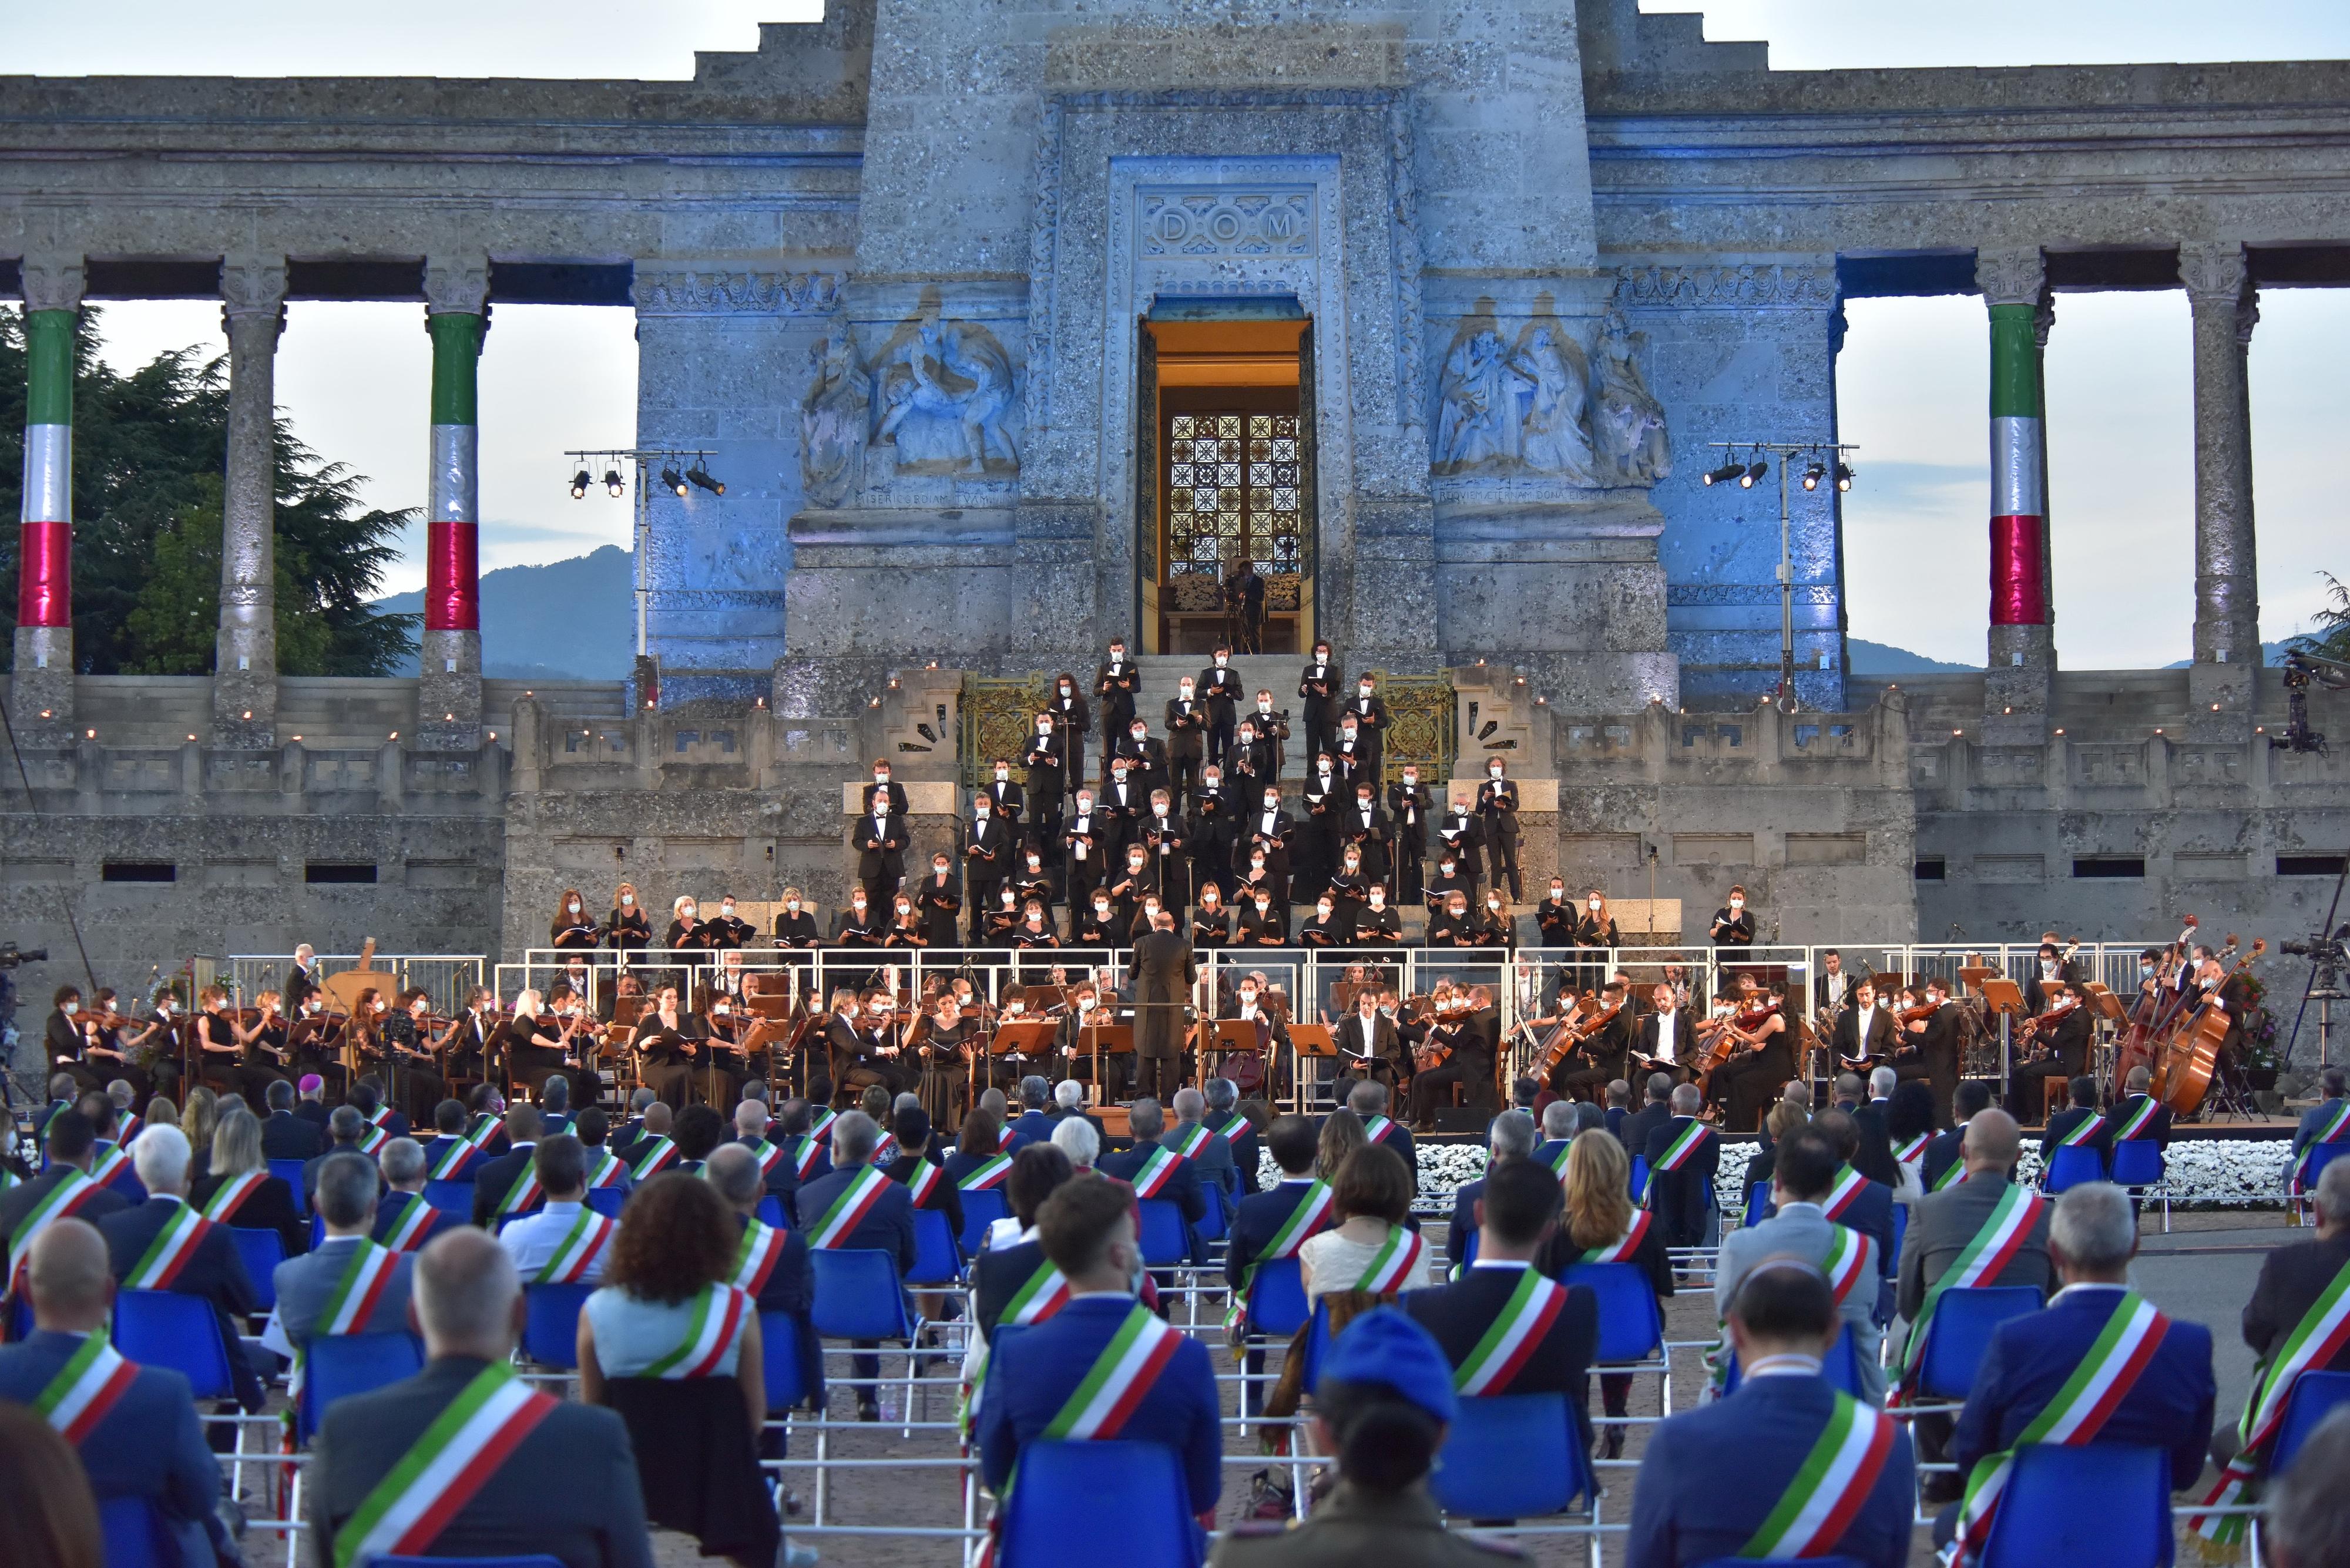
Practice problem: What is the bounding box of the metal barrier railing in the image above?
[226,952,488,1014]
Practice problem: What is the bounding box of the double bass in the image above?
[2150,935,2264,1117]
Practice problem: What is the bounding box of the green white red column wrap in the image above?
[16,307,74,636]
[425,310,483,637]
[1986,302,2047,629]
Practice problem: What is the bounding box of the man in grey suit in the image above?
[1167,1086,1239,1195]
[1895,1108,2054,1326]
[310,1228,654,1568]
[1131,911,1197,1103]
[1715,1124,1885,1402]
[272,1151,415,1352]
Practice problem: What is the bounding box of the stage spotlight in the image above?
[569,469,590,500]
[1835,462,1855,491]
[1739,459,1767,489]
[603,469,625,498]
[660,466,689,498]
[1801,461,1825,491]
[1703,461,1744,487]
[686,464,725,496]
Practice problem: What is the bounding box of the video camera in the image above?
[0,943,49,971]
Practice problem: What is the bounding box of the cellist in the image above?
[1553,976,1633,1103]
[2006,981,2092,1121]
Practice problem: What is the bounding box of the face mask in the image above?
[1203,777,1220,790]
[1241,991,1258,1005]
[1028,858,1042,871]
[1095,902,1111,916]
[852,898,868,910]
[787,898,801,912]
[621,894,634,906]
[1215,655,1228,667]
[568,901,582,915]
[1730,898,1745,910]
[682,906,697,921]
[1257,700,1271,713]
[1037,723,1050,735]
[1489,766,1503,778]
[1154,804,1168,817]
[1001,891,1016,907]
[1059,684,1072,696]
[1589,899,1603,912]
[1263,800,1279,812]
[995,766,1009,780]
[896,903,912,917]
[1318,763,1331,775]
[976,805,990,818]
[1341,728,1357,740]
[934,865,949,877]
[1488,898,1502,910]
[2140,964,2154,977]
[1130,731,1145,744]
[874,771,888,784]
[1077,800,1093,814]
[1369,889,1385,906]
[1403,773,1417,785]
[62,1000,78,1015]
[1344,857,1361,871]
[1180,686,1194,697]
[1317,905,1334,919]
[1359,685,1373,697]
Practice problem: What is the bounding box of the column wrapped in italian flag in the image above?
[425,311,482,637]
[1988,303,2047,627]
[16,308,73,633]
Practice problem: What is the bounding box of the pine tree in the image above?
[0,306,417,675]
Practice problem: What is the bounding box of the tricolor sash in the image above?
[6,1170,102,1288]
[733,1219,790,1297]
[200,1170,268,1225]
[328,1360,558,1568]
[1955,1290,2170,1563]
[2111,1097,2160,1142]
[641,1284,750,1379]
[959,1153,1013,1191]
[88,1143,133,1188]
[355,1123,391,1157]
[1169,1123,1212,1160]
[34,1332,140,1443]
[1213,1114,1249,1144]
[494,1169,545,1218]
[585,1149,627,1190]
[2054,1113,2105,1149]
[124,1203,215,1290]
[1894,1135,1928,1169]
[629,1136,679,1180]
[1576,1210,1653,1265]
[463,1112,501,1149]
[1127,1147,1181,1199]
[1002,1258,1073,1327]
[788,1136,825,1180]
[1893,1184,2046,1399]
[2296,1103,2350,1189]
[318,1241,401,1337]
[1362,1115,1398,1146]
[750,1140,785,1181]
[1454,1267,1567,1395]
[809,1167,891,1249]
[2191,1251,2350,1544]
[1933,1157,1968,1193]
[117,1113,143,1146]
[905,1159,944,1208]
[1736,1391,1898,1560]
[1821,1224,1869,1307]
[1546,1142,1574,1180]
[428,1138,478,1181]
[535,1208,616,1284]
[368,1106,397,1131]
[1821,1164,1867,1220]
[1652,1119,1713,1173]
[1223,1180,1333,1334]
[1351,1225,1426,1294]
[808,1109,838,1143]
[380,1194,440,1253]
[1041,1304,1183,1440]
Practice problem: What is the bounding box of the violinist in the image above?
[435,986,496,1084]
[1701,973,1789,1131]
[549,984,606,1100]
[237,989,293,1089]
[1555,977,1633,1103]
[605,882,653,968]
[914,989,975,1130]
[1894,976,1964,1127]
[380,988,449,1114]
[1832,979,1898,1068]
[1335,986,1404,1087]
[285,990,342,1093]
[1055,981,1116,1097]
[86,988,162,1102]
[2021,942,2074,1016]
[1407,986,1495,1126]
[1708,885,1757,949]
[551,888,600,950]
[2007,980,2090,1122]
[44,986,103,1093]
[501,989,569,1100]
[848,988,914,1096]
[1190,884,1234,949]
[194,985,263,1097]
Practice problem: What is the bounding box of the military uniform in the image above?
[1210,1482,1525,1567]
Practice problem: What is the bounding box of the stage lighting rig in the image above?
[1802,461,1826,491]
[1707,438,1859,716]
[686,464,725,496]
[1740,459,1767,489]
[660,466,688,498]
[569,469,591,500]
[1703,457,1745,486]
[603,469,625,498]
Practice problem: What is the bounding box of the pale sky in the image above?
[14,1,2349,667]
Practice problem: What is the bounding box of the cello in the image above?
[2150,936,2263,1117]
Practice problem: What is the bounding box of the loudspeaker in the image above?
[1433,1106,1489,1134]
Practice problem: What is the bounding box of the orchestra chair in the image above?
[998,1439,1200,1568]
[1975,1445,2171,1568]
[2109,1141,2170,1232]
[268,1160,309,1218]
[229,1228,285,1314]
[758,1310,811,1414]
[1557,1261,1673,1416]
[958,1187,1009,1263]
[1429,1393,1600,1539]
[519,1282,595,1373]
[1910,1287,2040,1409]
[421,1178,474,1216]
[99,1496,172,1568]
[296,1332,423,1446]
[584,1186,627,1220]
[2042,1144,2104,1195]
[1720,1324,1862,1398]
[810,1249,919,1432]
[2040,1078,2070,1124]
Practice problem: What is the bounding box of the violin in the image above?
[1896,1001,1939,1028]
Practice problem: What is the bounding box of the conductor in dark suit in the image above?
[309,1227,656,1568]
[1131,912,1197,1103]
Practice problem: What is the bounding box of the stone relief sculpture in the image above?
[872,307,1023,475]
[1591,311,1671,486]
[1512,322,1596,484]
[799,324,870,506]
[1432,325,1529,472]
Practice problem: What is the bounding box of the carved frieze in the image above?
[632,270,845,318]
[1613,264,1835,310]
[1138,189,1316,258]
[865,305,1023,476]
[2177,240,2250,305]
[1431,309,1668,487]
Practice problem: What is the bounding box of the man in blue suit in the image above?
[1008,1076,1059,1149]
[794,1110,915,1421]
[1205,1078,1261,1194]
[1097,1097,1207,1265]
[0,1217,233,1568]
[976,1171,1223,1520]
[1529,1099,1578,1175]
[372,1137,469,1254]
[95,1125,264,1412]
[1936,1180,2215,1550]
[1444,1109,1536,1274]
[1629,1262,1916,1567]
[1640,1086,1720,1252]
[273,1153,417,1351]
[1808,1108,1899,1321]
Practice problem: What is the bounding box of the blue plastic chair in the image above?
[298,1332,424,1444]
[759,1310,811,1413]
[1977,1444,2171,1568]
[2273,1369,2350,1475]
[810,1249,914,1342]
[1723,1324,1862,1397]
[269,1159,310,1218]
[111,1291,235,1400]
[1242,1257,1309,1340]
[1743,1178,1771,1228]
[958,1186,1009,1259]
[229,1228,286,1312]
[308,1212,327,1251]
[521,1282,594,1371]
[755,1194,785,1229]
[906,1207,960,1287]
[2043,1144,2104,1194]
[584,1186,627,1220]
[1430,1393,1596,1521]
[1558,1262,1665,1366]
[2110,1140,2165,1188]
[1915,1287,2041,1403]
[421,1179,474,1216]
[2302,1142,2350,1190]
[99,1496,170,1568]
[997,1439,1199,1568]
[1456,1227,1481,1271]
[1135,1198,1189,1268]
[1629,1154,1650,1204]
[1195,1180,1230,1246]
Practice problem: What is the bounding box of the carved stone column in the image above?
[2180,240,2260,738]
[12,254,84,733]
[1976,247,2054,743]
[418,257,489,750]
[213,256,288,747]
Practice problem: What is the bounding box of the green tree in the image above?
[1,305,416,674]
[2290,572,2350,664]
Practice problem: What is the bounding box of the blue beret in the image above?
[1317,1306,1459,1423]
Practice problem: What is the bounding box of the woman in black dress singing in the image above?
[552,887,600,951]
[606,881,653,971]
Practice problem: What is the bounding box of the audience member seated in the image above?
[0,1109,132,1284]
[1718,1124,1886,1402]
[191,1106,306,1258]
[470,1105,548,1226]
[271,1151,416,1351]
[1640,1084,1720,1251]
[371,1137,468,1253]
[309,1228,654,1567]
[498,1136,614,1285]
[95,1125,264,1411]
[259,1078,325,1160]
[1550,1128,1672,1451]
[0,1401,105,1568]
[1443,1109,1535,1275]
[2263,1406,2350,1568]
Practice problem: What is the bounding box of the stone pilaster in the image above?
[1976,247,2054,744]
[417,257,488,750]
[11,254,84,735]
[212,254,288,747]
[2180,240,2260,739]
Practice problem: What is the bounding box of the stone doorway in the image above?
[1137,317,1317,655]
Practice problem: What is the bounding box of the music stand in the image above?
[1978,978,2026,1097]
[991,1019,1058,1101]
[1076,1022,1133,1103]
[1958,965,1998,997]
[1288,1023,1337,1113]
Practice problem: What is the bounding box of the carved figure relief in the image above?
[1513,323,1596,484]
[798,324,870,506]
[871,307,1023,475]
[1433,325,1529,472]
[1591,313,1671,487]
[1433,310,1631,485]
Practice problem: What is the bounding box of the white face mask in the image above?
[852,897,868,910]
[995,767,1009,780]
[1037,722,1051,736]
[1589,899,1603,912]
[1241,991,1258,1005]
[1263,800,1279,813]
[896,903,912,917]
[1317,905,1334,919]
[568,901,581,915]
[1369,888,1385,906]
[62,1000,78,1015]
[787,899,801,912]
[1403,774,1417,786]
[1077,799,1093,813]
[1203,777,1220,791]
[1215,655,1228,667]
[934,865,949,878]
[1489,766,1503,778]
[1730,898,1745,911]
[1129,732,1145,745]
[874,771,888,784]
[976,805,990,818]
[1359,685,1373,698]
[1257,700,1271,712]
[621,894,634,906]
[1180,686,1194,698]
[1095,902,1111,916]
[1318,762,1331,775]
[1488,897,1502,910]
[1059,684,1072,696]
[681,906,697,921]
